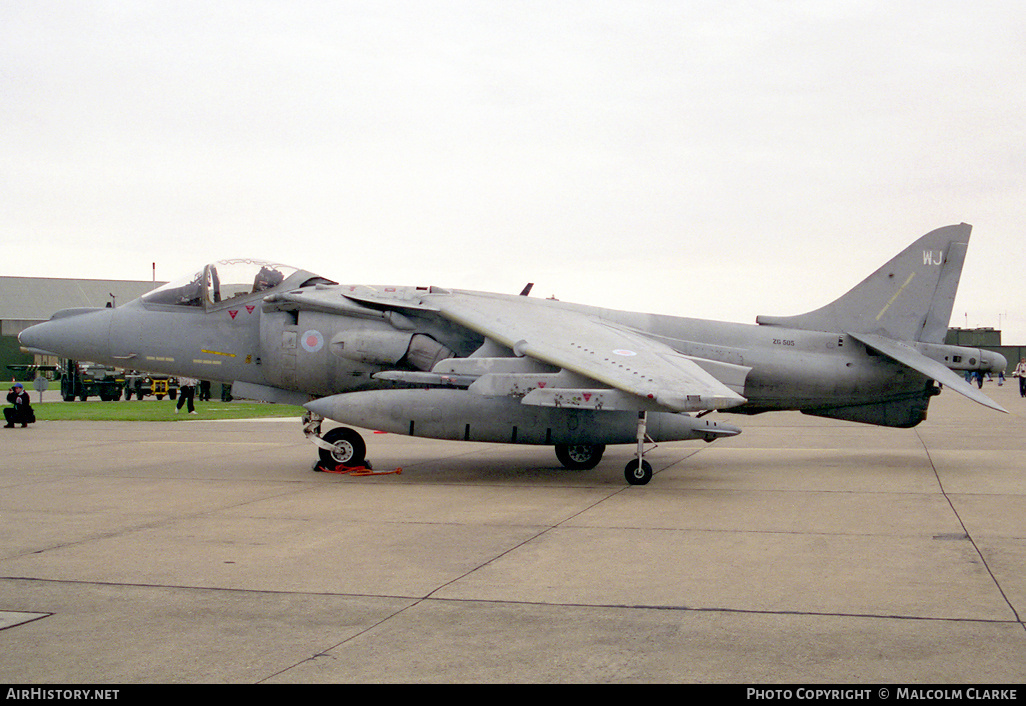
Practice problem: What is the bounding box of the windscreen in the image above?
[142,260,300,307]
[206,260,298,304]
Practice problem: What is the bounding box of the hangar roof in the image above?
[0,277,165,321]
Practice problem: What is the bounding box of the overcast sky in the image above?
[3,2,1024,342]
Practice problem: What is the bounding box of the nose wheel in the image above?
[319,427,367,467]
[304,412,368,468]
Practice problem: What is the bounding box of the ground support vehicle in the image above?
[122,372,179,400]
[60,361,125,401]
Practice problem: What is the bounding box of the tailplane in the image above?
[756,224,971,343]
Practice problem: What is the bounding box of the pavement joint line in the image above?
[914,426,1026,633]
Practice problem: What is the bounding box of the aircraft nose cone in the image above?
[19,308,114,362]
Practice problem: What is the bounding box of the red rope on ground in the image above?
[315,462,402,477]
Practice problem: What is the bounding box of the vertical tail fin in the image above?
[756,223,971,343]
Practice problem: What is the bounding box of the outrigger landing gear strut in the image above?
[624,411,654,485]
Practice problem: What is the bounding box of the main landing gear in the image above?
[554,443,605,470]
[554,412,655,485]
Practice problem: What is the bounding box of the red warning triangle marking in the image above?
[229,310,238,319]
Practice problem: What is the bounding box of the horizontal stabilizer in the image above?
[848,332,1008,414]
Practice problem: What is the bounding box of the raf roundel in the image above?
[301,330,325,353]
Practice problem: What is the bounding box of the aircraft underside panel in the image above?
[799,387,935,428]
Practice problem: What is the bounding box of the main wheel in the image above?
[554,443,605,470]
[319,427,367,467]
[624,459,653,485]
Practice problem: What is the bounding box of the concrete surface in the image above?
[1,382,1025,683]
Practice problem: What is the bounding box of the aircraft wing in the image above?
[431,292,747,413]
[848,332,1008,414]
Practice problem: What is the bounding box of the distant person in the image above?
[199,380,211,402]
[176,376,198,414]
[4,383,34,428]
[1015,359,1026,398]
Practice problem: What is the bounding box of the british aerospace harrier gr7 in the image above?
[18,224,1007,484]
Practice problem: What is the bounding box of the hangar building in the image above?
[1,277,163,378]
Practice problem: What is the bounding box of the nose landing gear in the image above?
[304,411,369,471]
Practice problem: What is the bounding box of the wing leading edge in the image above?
[431,292,747,413]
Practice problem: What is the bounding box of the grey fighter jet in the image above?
[19,224,1007,485]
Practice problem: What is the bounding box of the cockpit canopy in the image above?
[142,259,333,308]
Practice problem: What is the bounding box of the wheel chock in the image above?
[313,461,402,477]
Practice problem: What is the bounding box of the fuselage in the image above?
[18,276,1003,426]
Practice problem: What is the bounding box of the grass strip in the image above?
[28,400,304,422]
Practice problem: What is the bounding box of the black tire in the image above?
[319,427,367,467]
[554,443,605,470]
[624,459,653,485]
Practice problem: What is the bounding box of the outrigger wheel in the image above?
[624,410,653,485]
[624,458,653,486]
[318,427,367,467]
